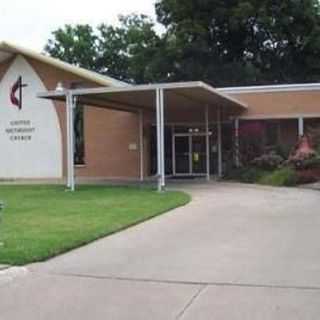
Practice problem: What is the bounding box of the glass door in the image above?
[174,136,191,175]
[191,135,207,175]
[173,134,208,176]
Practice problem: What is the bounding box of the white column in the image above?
[235,118,240,167]
[156,90,161,184]
[160,88,166,190]
[66,92,71,188]
[139,110,144,181]
[217,107,223,178]
[205,105,210,181]
[189,135,193,174]
[298,117,304,137]
[156,89,165,191]
[70,95,76,191]
[171,125,176,176]
[66,92,76,191]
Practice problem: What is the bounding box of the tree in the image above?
[97,14,162,83]
[45,14,167,84]
[155,0,320,85]
[45,2,320,86]
[45,24,99,72]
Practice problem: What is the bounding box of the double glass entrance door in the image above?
[174,134,207,175]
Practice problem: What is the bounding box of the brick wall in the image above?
[1,54,145,179]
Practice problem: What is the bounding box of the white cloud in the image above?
[0,0,159,51]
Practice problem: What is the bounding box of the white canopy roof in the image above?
[39,81,247,114]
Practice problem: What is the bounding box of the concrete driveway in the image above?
[1,182,320,319]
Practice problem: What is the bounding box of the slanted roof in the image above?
[0,41,126,87]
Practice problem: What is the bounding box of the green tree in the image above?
[155,0,320,85]
[45,24,99,72]
[97,14,165,83]
[45,14,166,84]
[45,2,320,86]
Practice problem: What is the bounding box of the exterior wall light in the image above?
[56,82,64,91]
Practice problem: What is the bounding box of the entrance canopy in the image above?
[39,81,247,191]
[39,81,247,113]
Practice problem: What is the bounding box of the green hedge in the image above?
[225,166,298,187]
[225,167,268,183]
[258,167,298,186]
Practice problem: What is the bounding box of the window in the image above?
[74,105,85,165]
[265,121,279,146]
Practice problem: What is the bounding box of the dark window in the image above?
[74,105,85,165]
[265,121,279,146]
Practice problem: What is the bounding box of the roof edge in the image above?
[38,81,248,111]
[0,41,127,87]
[218,83,320,94]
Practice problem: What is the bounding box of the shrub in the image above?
[287,155,320,170]
[251,151,284,170]
[308,126,320,150]
[287,135,317,169]
[239,121,265,165]
[296,170,319,184]
[275,144,291,159]
[301,156,320,169]
[225,167,268,183]
[258,167,298,187]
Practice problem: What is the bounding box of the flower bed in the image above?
[296,168,320,184]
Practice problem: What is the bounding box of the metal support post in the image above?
[217,107,223,178]
[205,105,210,181]
[139,110,144,181]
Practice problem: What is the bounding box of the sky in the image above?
[0,0,159,51]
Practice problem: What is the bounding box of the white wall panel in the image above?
[0,55,62,178]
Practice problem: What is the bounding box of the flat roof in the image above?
[219,83,320,94]
[39,81,247,113]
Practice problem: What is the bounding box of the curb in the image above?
[0,264,9,271]
[298,184,320,191]
[0,266,29,286]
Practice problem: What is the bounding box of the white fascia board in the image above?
[37,83,206,102]
[42,81,247,108]
[38,90,67,99]
[218,83,320,94]
[199,82,248,109]
[0,41,126,87]
[239,113,320,120]
[38,81,248,111]
[64,81,204,96]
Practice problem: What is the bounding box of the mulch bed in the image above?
[297,168,320,184]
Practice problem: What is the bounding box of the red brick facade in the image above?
[1,53,320,180]
[1,55,144,179]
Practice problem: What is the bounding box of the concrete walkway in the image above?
[1,182,320,319]
[300,181,320,191]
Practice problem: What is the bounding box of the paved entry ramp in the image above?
[1,183,320,319]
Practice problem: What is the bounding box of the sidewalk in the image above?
[1,183,320,319]
[299,181,320,191]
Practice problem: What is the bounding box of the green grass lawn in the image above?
[0,185,190,266]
